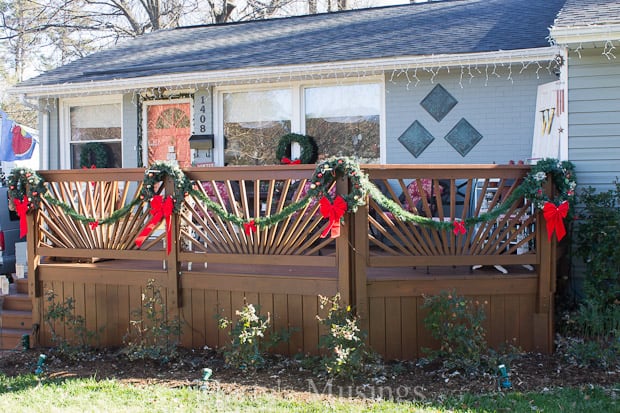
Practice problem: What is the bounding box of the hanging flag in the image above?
[0,109,37,161]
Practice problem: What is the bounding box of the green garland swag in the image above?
[275,133,318,164]
[6,157,576,237]
[79,142,109,168]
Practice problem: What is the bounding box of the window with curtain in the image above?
[70,103,122,168]
[223,89,291,165]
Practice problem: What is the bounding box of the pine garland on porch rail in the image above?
[6,157,576,241]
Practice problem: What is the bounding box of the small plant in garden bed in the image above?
[123,279,182,364]
[218,301,287,370]
[44,290,102,358]
[317,293,380,381]
[422,290,521,375]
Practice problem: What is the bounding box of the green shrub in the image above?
[576,182,620,305]
[558,298,620,368]
[123,279,182,363]
[421,290,523,376]
[558,182,620,368]
[422,290,488,373]
[44,290,101,357]
[218,301,283,370]
[316,293,379,380]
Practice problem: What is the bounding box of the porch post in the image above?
[336,175,352,307]
[352,201,369,335]
[164,177,182,313]
[27,210,42,346]
[534,177,556,353]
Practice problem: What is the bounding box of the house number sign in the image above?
[194,90,211,134]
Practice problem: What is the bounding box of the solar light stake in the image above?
[35,354,46,376]
[498,364,512,389]
[200,367,212,391]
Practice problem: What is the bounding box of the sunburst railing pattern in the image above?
[37,170,150,251]
[179,176,336,256]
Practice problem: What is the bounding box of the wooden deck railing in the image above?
[362,165,536,267]
[35,166,341,264]
[26,164,558,356]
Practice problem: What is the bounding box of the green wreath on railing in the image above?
[79,142,109,168]
[141,161,193,213]
[275,133,318,164]
[7,168,47,209]
[6,157,576,242]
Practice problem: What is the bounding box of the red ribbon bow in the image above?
[319,195,347,238]
[89,221,99,230]
[453,220,466,235]
[281,157,301,165]
[244,220,257,235]
[543,201,569,241]
[14,196,29,239]
[135,195,174,254]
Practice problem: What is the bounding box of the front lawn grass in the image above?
[0,373,616,412]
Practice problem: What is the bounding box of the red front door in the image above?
[147,102,191,167]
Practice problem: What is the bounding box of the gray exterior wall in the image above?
[385,66,556,164]
[567,48,620,191]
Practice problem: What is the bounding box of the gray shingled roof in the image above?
[554,0,620,28]
[17,0,566,89]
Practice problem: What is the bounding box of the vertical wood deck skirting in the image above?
[27,165,558,358]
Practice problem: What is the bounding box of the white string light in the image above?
[24,53,563,102]
[484,64,489,86]
[603,40,617,60]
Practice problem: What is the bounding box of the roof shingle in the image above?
[554,0,620,28]
[17,0,567,88]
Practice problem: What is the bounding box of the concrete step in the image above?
[1,309,32,330]
[2,294,32,311]
[0,328,30,350]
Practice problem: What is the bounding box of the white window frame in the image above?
[59,95,123,169]
[141,98,194,167]
[214,77,386,166]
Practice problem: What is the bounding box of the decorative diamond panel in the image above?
[444,118,483,157]
[398,120,435,158]
[420,84,458,122]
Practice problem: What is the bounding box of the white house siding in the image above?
[123,93,139,168]
[385,67,556,164]
[44,99,60,170]
[567,48,620,191]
